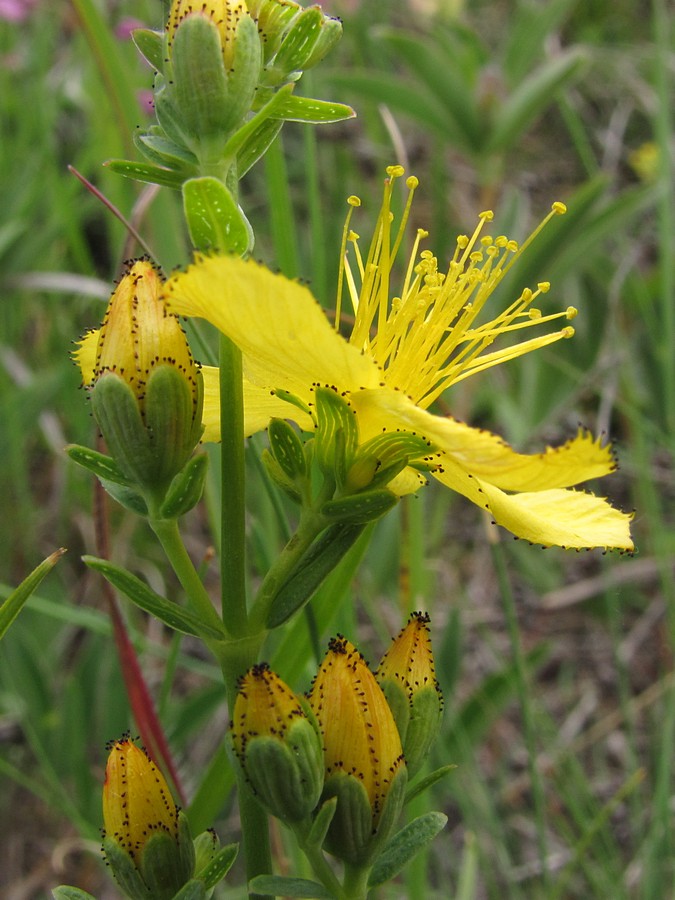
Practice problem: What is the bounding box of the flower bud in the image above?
[308,637,407,866]
[231,663,324,824]
[376,612,443,777]
[102,737,195,900]
[74,260,204,504]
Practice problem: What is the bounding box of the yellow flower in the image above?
[308,636,406,864]
[164,167,633,551]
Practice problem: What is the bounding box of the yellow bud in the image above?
[103,737,178,860]
[309,636,404,822]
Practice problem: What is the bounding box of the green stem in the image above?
[491,538,550,888]
[248,509,327,632]
[296,835,346,900]
[342,863,371,900]
[150,517,225,638]
[219,334,249,637]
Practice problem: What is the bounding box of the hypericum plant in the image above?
[50,1,634,898]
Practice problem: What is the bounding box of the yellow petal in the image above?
[433,455,633,550]
[351,389,617,490]
[74,328,99,385]
[165,256,381,400]
[201,365,314,442]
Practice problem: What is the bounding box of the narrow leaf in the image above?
[52,888,98,900]
[104,159,186,190]
[405,764,457,805]
[249,876,335,899]
[82,556,226,640]
[368,812,447,888]
[0,549,65,641]
[66,444,132,486]
[270,94,355,124]
[196,842,239,889]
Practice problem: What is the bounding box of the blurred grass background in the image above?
[1,0,673,897]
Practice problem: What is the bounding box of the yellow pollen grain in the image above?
[479,210,494,221]
[566,306,578,319]
[406,175,419,188]
[386,164,405,177]
[562,326,575,338]
[538,282,551,292]
[348,195,361,207]
[552,201,567,214]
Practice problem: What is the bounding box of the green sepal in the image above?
[268,418,307,480]
[321,489,398,525]
[65,444,132,487]
[183,176,254,255]
[378,679,410,746]
[159,454,209,520]
[248,876,334,899]
[367,811,447,889]
[261,449,302,503]
[138,822,194,900]
[82,556,227,641]
[105,159,186,190]
[154,86,195,153]
[270,94,355,124]
[252,0,302,63]
[170,16,232,143]
[404,764,456,805]
[362,764,408,866]
[194,841,238,889]
[266,523,364,628]
[0,550,64,642]
[306,796,338,850]
[302,16,342,69]
[99,479,149,516]
[270,386,312,418]
[192,829,219,877]
[240,717,324,823]
[170,881,206,900]
[314,387,358,485]
[102,834,153,900]
[89,373,155,487]
[170,14,260,146]
[52,887,98,900]
[132,28,165,73]
[272,7,323,77]
[321,773,374,866]
[134,132,199,172]
[347,431,437,491]
[401,686,443,777]
[144,366,204,488]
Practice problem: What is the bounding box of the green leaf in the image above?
[486,49,587,155]
[306,796,338,850]
[270,94,355,124]
[248,876,335,899]
[273,7,324,73]
[171,881,207,900]
[65,444,132,487]
[368,812,447,889]
[405,764,457,805]
[195,842,238,889]
[52,888,99,900]
[266,523,365,628]
[183,176,254,255]
[104,159,186,190]
[321,489,398,525]
[82,556,227,640]
[0,549,65,641]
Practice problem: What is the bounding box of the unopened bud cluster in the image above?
[264,385,442,528]
[230,615,443,869]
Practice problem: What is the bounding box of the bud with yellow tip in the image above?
[102,737,195,900]
[308,637,407,867]
[73,260,204,514]
[376,612,443,776]
[231,663,324,824]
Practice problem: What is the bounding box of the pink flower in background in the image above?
[0,0,39,22]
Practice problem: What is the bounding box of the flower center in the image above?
[337,166,575,409]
